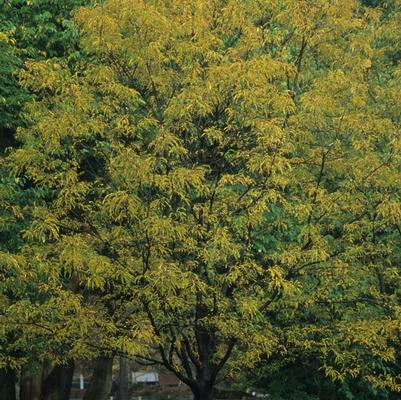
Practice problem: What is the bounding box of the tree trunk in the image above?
[191,380,214,400]
[83,356,113,400]
[118,357,130,400]
[19,367,42,400]
[42,361,74,400]
[0,368,16,400]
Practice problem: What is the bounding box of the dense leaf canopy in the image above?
[1,0,401,399]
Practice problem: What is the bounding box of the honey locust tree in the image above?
[73,0,401,398]
[5,0,401,399]
[7,1,297,398]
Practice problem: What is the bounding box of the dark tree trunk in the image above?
[118,357,130,400]
[191,381,214,400]
[58,361,74,400]
[0,368,16,400]
[83,356,113,400]
[19,367,42,400]
[42,361,74,400]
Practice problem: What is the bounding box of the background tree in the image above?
[0,0,85,147]
[1,49,156,399]
[1,0,91,398]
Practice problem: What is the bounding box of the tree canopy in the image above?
[1,1,401,400]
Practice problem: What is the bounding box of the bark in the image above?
[19,367,42,400]
[191,381,214,400]
[83,356,113,400]
[118,357,130,400]
[0,368,16,400]
[42,361,74,400]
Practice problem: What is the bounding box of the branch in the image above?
[143,300,195,386]
[176,345,194,380]
[183,336,201,372]
[211,338,237,382]
[134,355,163,366]
[293,36,308,91]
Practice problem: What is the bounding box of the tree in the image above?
[73,0,401,397]
[3,0,401,399]
[1,1,94,398]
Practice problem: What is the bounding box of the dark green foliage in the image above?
[0,0,84,58]
[238,356,400,400]
[0,0,86,150]
[0,32,26,150]
[361,0,393,7]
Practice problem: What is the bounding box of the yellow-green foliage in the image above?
[1,0,401,395]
